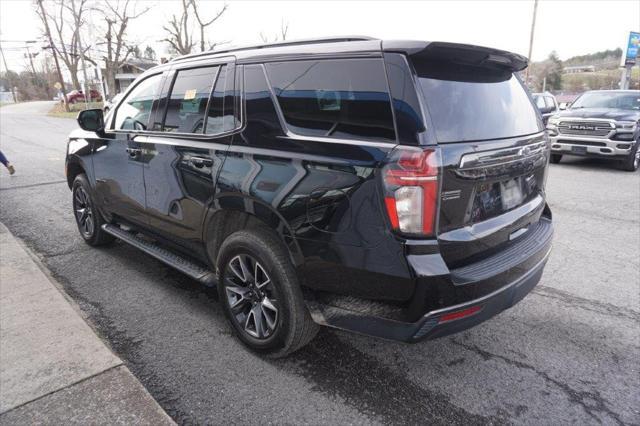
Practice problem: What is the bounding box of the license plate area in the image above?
[470,175,535,223]
[571,145,587,155]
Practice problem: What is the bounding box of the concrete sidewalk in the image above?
[0,223,174,425]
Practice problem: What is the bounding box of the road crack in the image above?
[451,340,626,425]
[0,180,67,191]
[533,285,640,323]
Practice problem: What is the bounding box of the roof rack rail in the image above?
[170,36,377,62]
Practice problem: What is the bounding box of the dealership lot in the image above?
[0,103,638,424]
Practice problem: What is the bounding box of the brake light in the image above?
[382,148,439,236]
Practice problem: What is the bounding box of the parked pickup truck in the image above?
[547,90,640,171]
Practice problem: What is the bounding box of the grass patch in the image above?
[48,101,104,119]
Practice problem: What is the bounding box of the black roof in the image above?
[145,36,528,76]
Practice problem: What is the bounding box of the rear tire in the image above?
[620,141,639,172]
[72,174,114,246]
[550,154,562,164]
[216,227,319,357]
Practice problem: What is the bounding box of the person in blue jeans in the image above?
[0,150,15,175]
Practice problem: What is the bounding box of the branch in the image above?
[191,1,228,27]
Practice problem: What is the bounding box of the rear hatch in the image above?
[410,43,549,267]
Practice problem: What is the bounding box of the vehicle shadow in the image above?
[552,156,625,172]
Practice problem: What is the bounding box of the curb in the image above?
[0,223,175,425]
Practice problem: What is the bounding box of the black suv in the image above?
[67,37,553,357]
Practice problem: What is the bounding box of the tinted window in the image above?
[204,65,237,134]
[163,66,218,133]
[243,64,284,142]
[384,53,426,145]
[265,59,396,142]
[113,73,163,130]
[413,59,541,143]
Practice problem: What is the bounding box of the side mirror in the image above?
[558,103,567,110]
[77,108,104,133]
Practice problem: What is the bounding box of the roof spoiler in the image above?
[382,40,528,72]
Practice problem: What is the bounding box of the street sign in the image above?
[623,31,639,66]
[54,82,62,90]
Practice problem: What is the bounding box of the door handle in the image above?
[190,157,213,168]
[126,147,142,158]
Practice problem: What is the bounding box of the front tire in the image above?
[550,153,562,164]
[217,227,318,357]
[72,174,114,246]
[620,141,639,172]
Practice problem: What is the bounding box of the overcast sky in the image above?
[0,0,638,72]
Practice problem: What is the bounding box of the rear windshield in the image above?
[413,59,541,143]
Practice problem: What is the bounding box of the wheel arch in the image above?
[202,194,304,270]
[66,158,85,189]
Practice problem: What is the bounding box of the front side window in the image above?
[545,97,556,109]
[265,59,396,142]
[113,73,163,131]
[163,66,219,133]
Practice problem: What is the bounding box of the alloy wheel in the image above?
[73,186,94,238]
[223,254,279,339]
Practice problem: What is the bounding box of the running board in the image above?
[101,224,217,287]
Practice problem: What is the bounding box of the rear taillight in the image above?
[382,148,439,236]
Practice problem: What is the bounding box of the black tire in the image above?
[550,153,562,164]
[620,141,639,172]
[72,174,114,246]
[217,227,318,357]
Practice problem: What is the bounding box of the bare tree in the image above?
[191,1,227,52]
[35,0,90,90]
[35,0,69,109]
[259,20,289,44]
[100,0,150,97]
[162,0,195,56]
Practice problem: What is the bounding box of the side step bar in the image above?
[101,224,217,287]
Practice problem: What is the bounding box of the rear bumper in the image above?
[308,252,548,342]
[307,218,553,342]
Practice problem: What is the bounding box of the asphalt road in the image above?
[1,102,638,425]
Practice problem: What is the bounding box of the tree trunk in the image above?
[69,66,81,91]
[105,68,117,98]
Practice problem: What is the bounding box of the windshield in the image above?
[571,92,640,110]
[413,59,541,143]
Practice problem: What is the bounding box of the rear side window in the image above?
[413,58,541,143]
[113,73,163,131]
[163,66,218,133]
[265,59,396,142]
[204,65,237,134]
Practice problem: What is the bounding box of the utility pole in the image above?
[25,45,38,76]
[86,5,106,102]
[0,42,17,103]
[37,0,70,111]
[24,42,41,96]
[524,0,539,86]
